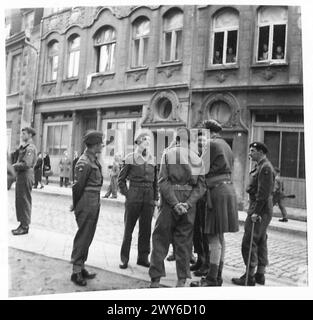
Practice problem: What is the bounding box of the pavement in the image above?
[7,184,308,296]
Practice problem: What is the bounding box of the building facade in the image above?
[7,5,304,209]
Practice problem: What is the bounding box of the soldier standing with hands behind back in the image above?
[11,127,37,236]
[232,142,275,286]
[70,130,104,286]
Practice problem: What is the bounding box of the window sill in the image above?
[92,72,115,78]
[251,61,289,68]
[42,81,57,86]
[6,92,19,97]
[157,61,183,69]
[62,77,79,82]
[205,64,239,71]
[126,66,149,73]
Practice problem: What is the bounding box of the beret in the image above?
[83,130,104,145]
[134,131,151,145]
[22,127,36,136]
[203,119,222,133]
[249,141,268,154]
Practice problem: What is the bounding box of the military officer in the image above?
[118,131,158,270]
[70,130,104,286]
[11,127,37,236]
[232,142,275,286]
[191,120,239,287]
[149,127,206,288]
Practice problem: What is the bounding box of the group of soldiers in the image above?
[10,120,277,288]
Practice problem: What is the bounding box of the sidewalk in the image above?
[8,222,298,288]
[30,183,307,237]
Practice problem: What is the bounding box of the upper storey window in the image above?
[132,17,150,67]
[212,9,239,66]
[67,35,80,78]
[257,6,288,62]
[47,40,59,81]
[94,27,116,73]
[163,9,183,63]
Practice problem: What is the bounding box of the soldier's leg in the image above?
[71,193,100,273]
[111,177,118,197]
[241,215,260,275]
[278,199,288,220]
[120,202,141,264]
[137,203,154,262]
[149,204,173,280]
[173,209,195,280]
[15,175,32,228]
[104,183,112,197]
[256,213,272,275]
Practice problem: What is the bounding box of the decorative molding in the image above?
[142,89,184,125]
[195,92,248,132]
[126,68,148,82]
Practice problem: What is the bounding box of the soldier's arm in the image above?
[158,153,179,208]
[118,162,130,196]
[185,175,206,209]
[153,165,159,202]
[72,161,91,208]
[254,165,274,215]
[13,146,36,171]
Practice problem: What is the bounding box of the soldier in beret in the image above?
[232,141,275,286]
[70,130,104,286]
[118,130,158,270]
[11,127,37,236]
[191,120,239,287]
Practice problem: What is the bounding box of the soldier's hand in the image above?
[154,200,160,208]
[251,213,261,223]
[174,203,187,215]
[69,205,74,212]
[181,203,190,210]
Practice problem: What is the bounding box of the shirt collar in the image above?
[85,149,97,162]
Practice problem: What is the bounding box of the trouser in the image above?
[105,176,118,197]
[60,177,69,187]
[120,201,154,264]
[34,170,43,187]
[241,212,272,272]
[149,201,196,280]
[15,171,33,227]
[274,197,288,219]
[193,198,207,262]
[71,191,100,273]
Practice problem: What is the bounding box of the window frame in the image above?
[9,52,22,94]
[67,34,80,79]
[132,17,150,68]
[162,10,183,63]
[46,40,59,82]
[255,6,288,64]
[94,27,117,74]
[210,10,239,66]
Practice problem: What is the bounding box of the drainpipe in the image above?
[27,18,43,128]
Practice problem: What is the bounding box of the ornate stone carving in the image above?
[157,65,181,78]
[216,71,227,83]
[127,69,148,82]
[142,90,184,125]
[263,67,275,81]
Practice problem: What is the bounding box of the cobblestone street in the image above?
[7,189,308,287]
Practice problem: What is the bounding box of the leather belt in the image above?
[172,184,193,191]
[130,181,153,188]
[208,180,232,190]
[84,186,102,193]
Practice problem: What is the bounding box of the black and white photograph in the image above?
[1,0,313,301]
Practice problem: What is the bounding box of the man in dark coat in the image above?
[72,151,79,184]
[149,127,206,288]
[11,127,37,235]
[232,142,275,286]
[70,130,104,286]
[191,120,239,287]
[118,131,158,269]
[43,152,51,185]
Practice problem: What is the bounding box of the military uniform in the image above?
[242,157,275,271]
[118,151,158,266]
[149,142,206,283]
[71,148,103,275]
[12,141,37,229]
